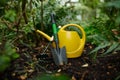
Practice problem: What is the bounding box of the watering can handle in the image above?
[60,24,86,41]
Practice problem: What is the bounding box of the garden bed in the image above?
[0,42,120,80]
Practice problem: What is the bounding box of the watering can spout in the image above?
[36,30,53,41]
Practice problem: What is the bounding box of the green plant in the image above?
[84,0,120,58]
[30,73,70,80]
[85,17,120,57]
[4,10,16,22]
[115,74,120,80]
[0,40,19,72]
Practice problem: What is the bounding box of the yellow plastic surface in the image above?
[58,24,86,58]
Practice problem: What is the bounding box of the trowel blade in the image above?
[51,46,67,66]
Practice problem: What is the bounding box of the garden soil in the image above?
[0,42,120,80]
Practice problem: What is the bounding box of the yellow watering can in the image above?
[36,24,86,58]
[58,24,86,58]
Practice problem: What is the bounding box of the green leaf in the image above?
[114,45,120,51]
[0,56,10,72]
[5,42,19,59]
[4,10,16,22]
[106,0,120,8]
[89,42,110,54]
[12,53,20,59]
[104,42,119,55]
[0,0,7,6]
[54,74,70,80]
[5,41,15,56]
[115,75,120,80]
[0,40,20,72]
[31,73,70,80]
[0,22,7,29]
[115,14,120,26]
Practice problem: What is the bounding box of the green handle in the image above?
[51,13,58,41]
[52,23,57,34]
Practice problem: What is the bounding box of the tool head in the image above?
[51,46,67,66]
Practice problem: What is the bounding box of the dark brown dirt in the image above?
[0,42,120,80]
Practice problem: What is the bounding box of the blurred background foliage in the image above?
[30,73,70,80]
[0,40,19,72]
[0,0,120,73]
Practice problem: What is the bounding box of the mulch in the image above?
[0,42,120,80]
